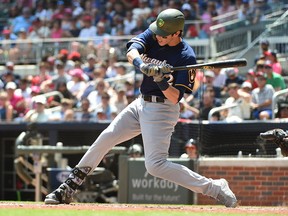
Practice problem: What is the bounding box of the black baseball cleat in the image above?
[44,183,74,205]
[216,179,238,208]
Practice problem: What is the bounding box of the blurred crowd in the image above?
[0,0,285,123]
[0,0,279,40]
[180,38,287,122]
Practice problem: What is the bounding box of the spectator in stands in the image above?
[130,16,147,35]
[71,1,84,18]
[212,67,227,94]
[78,15,97,39]
[0,91,14,122]
[28,18,51,39]
[93,92,118,122]
[123,10,137,35]
[244,69,258,90]
[0,29,18,61]
[74,98,94,122]
[49,81,75,108]
[79,62,109,100]
[199,1,218,38]
[67,17,81,37]
[11,7,35,34]
[132,0,152,20]
[50,19,66,39]
[49,98,75,121]
[127,143,144,158]
[263,60,286,91]
[241,81,253,94]
[167,0,182,10]
[82,53,98,81]
[249,0,270,25]
[179,98,199,120]
[205,86,223,107]
[180,138,198,159]
[182,3,199,38]
[51,0,67,20]
[256,39,271,63]
[255,59,265,72]
[51,60,71,89]
[222,83,252,122]
[15,78,32,101]
[6,81,27,118]
[238,0,254,23]
[34,0,53,22]
[23,95,51,123]
[222,67,245,97]
[13,28,33,64]
[216,0,237,29]
[225,67,245,86]
[113,62,128,83]
[65,51,82,72]
[110,14,125,37]
[264,51,282,75]
[1,61,21,87]
[67,68,87,101]
[87,78,110,111]
[31,61,52,87]
[61,8,73,32]
[94,21,111,46]
[194,70,222,99]
[110,84,129,114]
[251,71,275,120]
[276,99,288,119]
[198,91,220,120]
[7,5,20,26]
[16,0,34,8]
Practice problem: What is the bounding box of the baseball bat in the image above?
[172,58,247,71]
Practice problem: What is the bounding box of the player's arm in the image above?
[126,48,180,103]
[127,48,141,66]
[160,85,180,104]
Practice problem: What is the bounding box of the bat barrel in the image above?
[172,58,247,71]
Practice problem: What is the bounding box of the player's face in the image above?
[155,31,180,46]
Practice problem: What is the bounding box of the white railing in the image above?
[208,103,238,121]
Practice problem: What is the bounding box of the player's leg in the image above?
[140,101,237,207]
[45,99,141,204]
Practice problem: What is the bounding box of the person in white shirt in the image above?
[24,95,51,123]
[223,83,252,122]
[78,15,96,39]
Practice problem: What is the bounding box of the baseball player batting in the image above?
[45,8,237,207]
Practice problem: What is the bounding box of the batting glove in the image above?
[139,63,159,76]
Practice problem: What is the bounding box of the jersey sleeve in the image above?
[126,29,154,54]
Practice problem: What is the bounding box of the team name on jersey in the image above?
[140,54,171,68]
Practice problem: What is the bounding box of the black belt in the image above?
[142,95,165,103]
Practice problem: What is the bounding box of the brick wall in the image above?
[196,158,288,206]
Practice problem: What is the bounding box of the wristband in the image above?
[132,57,143,68]
[156,79,169,91]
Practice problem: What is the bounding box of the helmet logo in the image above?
[157,19,164,28]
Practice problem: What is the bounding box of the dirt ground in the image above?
[1,202,288,215]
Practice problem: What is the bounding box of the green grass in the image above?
[0,208,282,216]
[0,209,272,216]
[0,202,285,216]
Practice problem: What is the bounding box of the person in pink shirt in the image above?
[264,51,282,75]
[5,81,27,118]
[50,19,64,39]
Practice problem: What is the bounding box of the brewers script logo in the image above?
[157,19,164,28]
